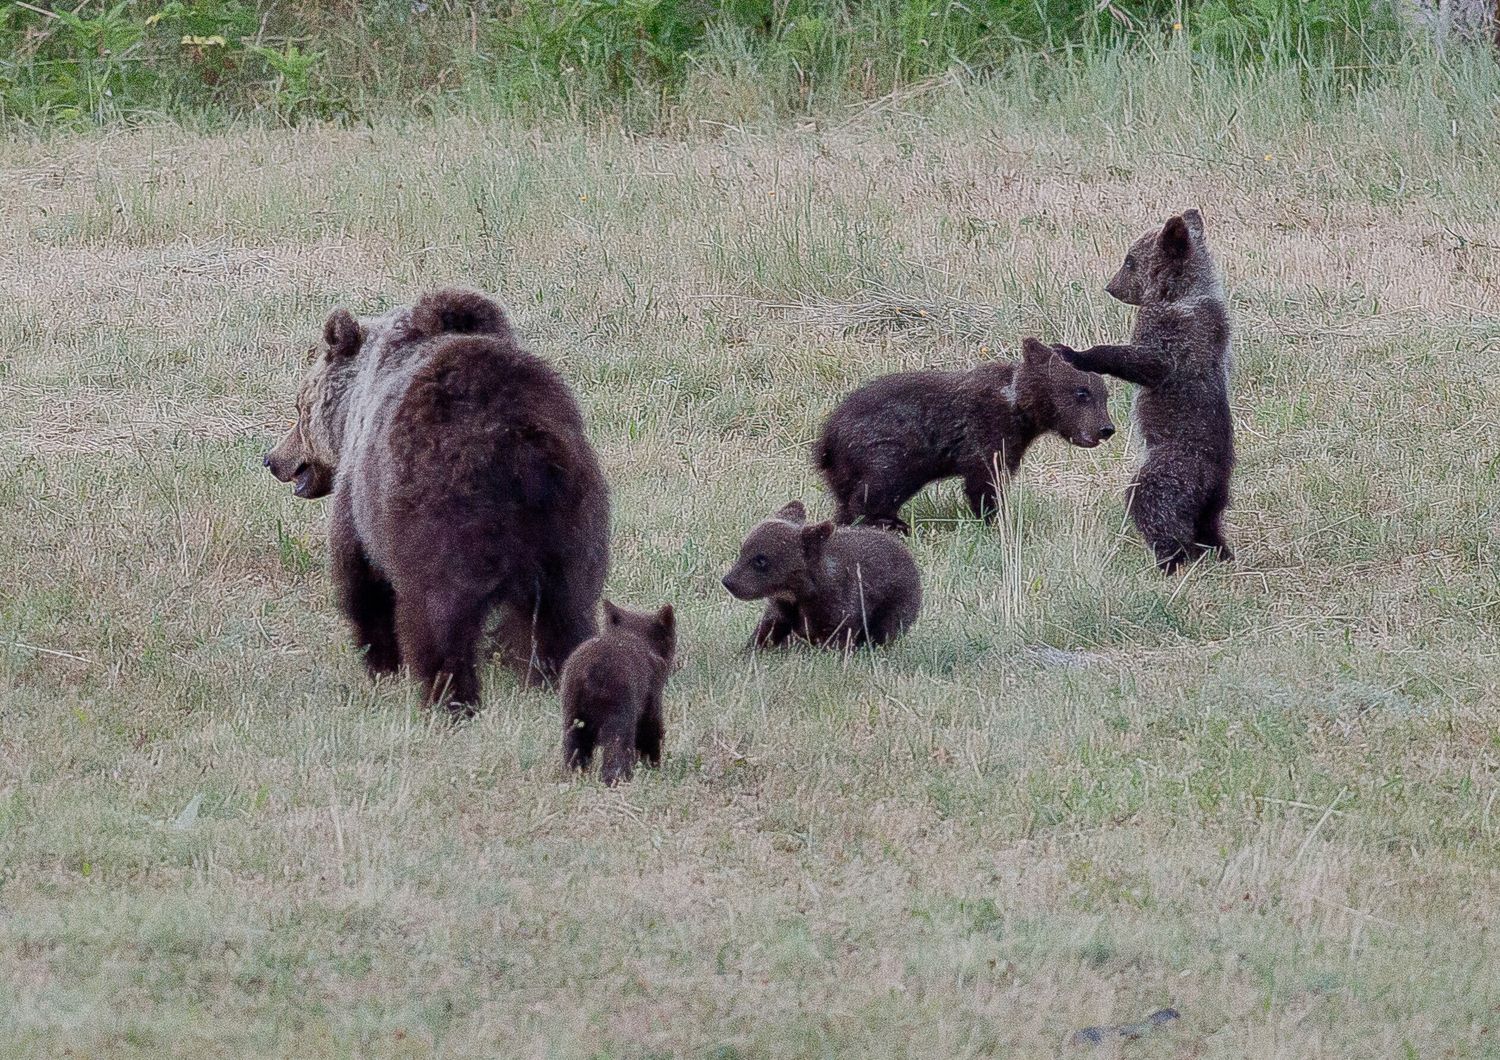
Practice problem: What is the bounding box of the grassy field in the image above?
[2,46,1499,1057]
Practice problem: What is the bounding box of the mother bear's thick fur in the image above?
[265,287,610,711]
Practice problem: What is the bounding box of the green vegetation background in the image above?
[2,0,1408,128]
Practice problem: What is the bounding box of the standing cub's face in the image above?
[263,287,513,500]
[721,501,833,601]
[1105,208,1218,307]
[1018,338,1115,449]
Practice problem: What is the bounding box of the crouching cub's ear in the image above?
[410,287,513,341]
[1021,336,1056,368]
[801,520,835,558]
[774,500,807,525]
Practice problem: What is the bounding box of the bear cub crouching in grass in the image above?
[560,600,676,786]
[264,287,610,712]
[816,337,1114,533]
[1055,209,1235,572]
[722,501,921,649]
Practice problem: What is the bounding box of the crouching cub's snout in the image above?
[1072,422,1117,449]
[720,572,752,601]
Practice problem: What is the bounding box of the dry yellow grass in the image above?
[1,52,1498,1057]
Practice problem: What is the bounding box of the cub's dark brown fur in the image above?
[560,601,676,785]
[721,501,921,649]
[264,287,610,711]
[816,338,1114,532]
[1056,208,1234,573]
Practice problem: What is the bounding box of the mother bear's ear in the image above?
[322,308,363,359]
[410,287,513,341]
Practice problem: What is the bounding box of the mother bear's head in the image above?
[263,288,512,499]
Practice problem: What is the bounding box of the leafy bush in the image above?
[482,0,1184,111]
[0,0,1428,127]
[0,0,335,122]
[1192,0,1403,65]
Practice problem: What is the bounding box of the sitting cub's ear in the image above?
[655,604,676,634]
[775,500,807,525]
[323,308,362,359]
[410,287,512,340]
[1020,336,1054,367]
[1181,207,1205,237]
[1159,215,1192,260]
[603,599,623,626]
[801,520,835,556]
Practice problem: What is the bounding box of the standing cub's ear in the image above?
[410,287,512,340]
[655,604,676,635]
[1020,336,1054,368]
[1181,208,1205,237]
[603,599,623,626]
[801,520,835,557]
[1159,215,1192,261]
[323,308,362,359]
[775,500,807,525]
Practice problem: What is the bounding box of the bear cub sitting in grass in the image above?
[561,601,676,786]
[721,501,921,649]
[1055,208,1235,572]
[816,337,1114,533]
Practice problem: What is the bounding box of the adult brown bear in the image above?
[265,288,609,712]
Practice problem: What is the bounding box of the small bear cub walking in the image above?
[816,338,1114,533]
[560,600,677,786]
[721,501,921,649]
[1055,208,1235,572]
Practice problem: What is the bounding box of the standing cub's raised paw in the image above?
[815,338,1114,529]
[721,500,921,650]
[560,600,676,786]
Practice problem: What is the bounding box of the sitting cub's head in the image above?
[721,501,835,602]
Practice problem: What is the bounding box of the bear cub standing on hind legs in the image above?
[1055,208,1236,573]
[264,287,610,713]
[561,600,677,786]
[721,501,921,649]
[816,338,1115,533]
